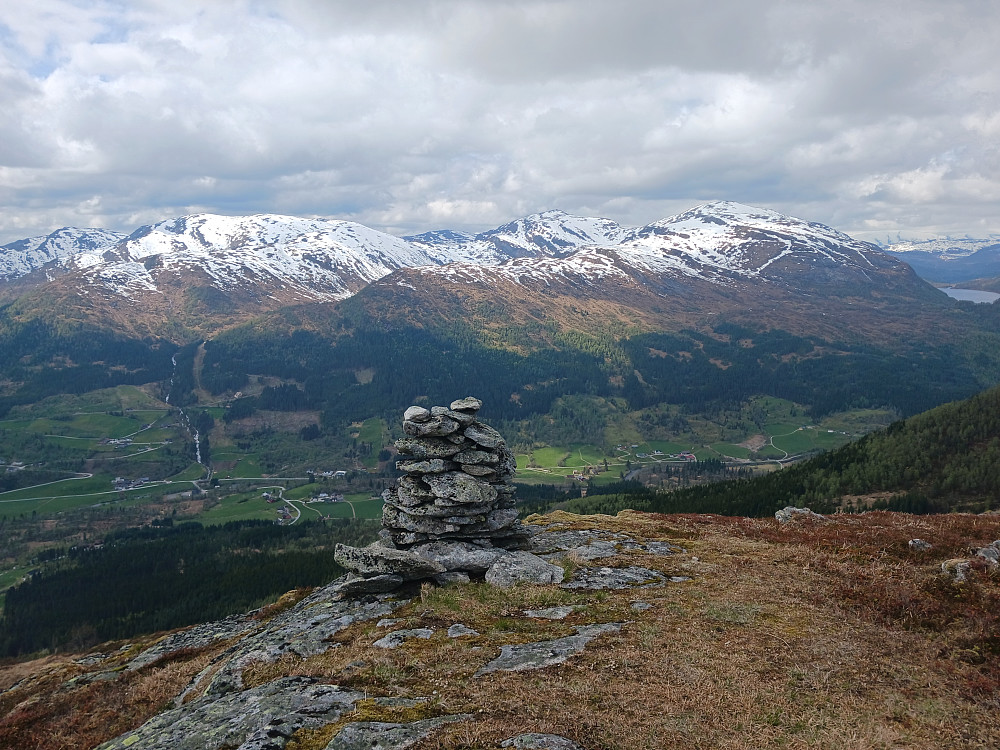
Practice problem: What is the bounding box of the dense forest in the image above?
[562,384,1000,518]
[199,318,988,436]
[0,518,379,657]
[0,314,175,417]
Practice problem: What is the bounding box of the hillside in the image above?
[563,383,1000,519]
[1,510,997,748]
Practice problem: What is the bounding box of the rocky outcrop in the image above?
[775,506,826,523]
[335,398,547,593]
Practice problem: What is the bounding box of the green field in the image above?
[711,443,751,459]
[197,492,277,524]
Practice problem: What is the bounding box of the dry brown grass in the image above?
[0,639,230,749]
[2,510,999,749]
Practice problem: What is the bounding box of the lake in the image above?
[941,288,1000,303]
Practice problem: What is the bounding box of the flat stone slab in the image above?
[485,551,565,587]
[97,677,365,750]
[373,628,434,649]
[326,715,472,749]
[528,529,681,561]
[448,624,479,638]
[474,623,621,677]
[561,566,666,590]
[334,544,447,580]
[524,606,577,620]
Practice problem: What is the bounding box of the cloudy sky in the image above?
[1,0,998,244]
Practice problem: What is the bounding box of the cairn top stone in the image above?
[450,396,483,413]
[403,405,432,423]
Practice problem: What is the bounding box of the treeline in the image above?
[0,518,379,657]
[199,314,990,439]
[562,383,1000,518]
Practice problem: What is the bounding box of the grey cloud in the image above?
[0,0,998,243]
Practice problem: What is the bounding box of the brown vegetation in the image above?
[1,510,998,748]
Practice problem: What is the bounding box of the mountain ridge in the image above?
[1,201,948,343]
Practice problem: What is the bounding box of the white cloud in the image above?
[0,0,998,243]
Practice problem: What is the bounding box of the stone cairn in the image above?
[334,397,542,596]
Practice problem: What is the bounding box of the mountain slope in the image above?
[0,202,952,343]
[360,201,950,347]
[0,227,125,282]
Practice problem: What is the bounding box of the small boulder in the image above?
[372,628,434,649]
[976,540,1000,567]
[485,551,565,587]
[908,539,933,552]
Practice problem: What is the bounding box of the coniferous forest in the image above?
[0,519,379,657]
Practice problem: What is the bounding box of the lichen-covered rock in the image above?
[775,506,826,523]
[485,551,565,587]
[463,422,505,449]
[372,628,434,649]
[327,715,472,749]
[334,544,447,580]
[403,415,461,437]
[395,437,468,459]
[97,678,365,750]
[474,624,621,677]
[410,540,508,574]
[431,405,476,425]
[561,565,666,590]
[403,405,432,423]
[976,540,1000,567]
[204,584,403,695]
[396,458,456,474]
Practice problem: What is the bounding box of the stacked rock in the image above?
[383,397,523,548]
[334,398,547,596]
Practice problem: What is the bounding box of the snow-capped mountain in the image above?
[882,238,999,257]
[68,213,441,302]
[405,209,628,264]
[881,238,1000,284]
[0,227,125,281]
[616,201,895,286]
[407,201,907,293]
[0,201,945,341]
[363,200,943,347]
